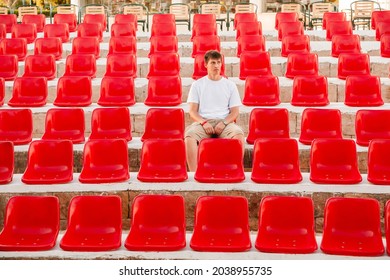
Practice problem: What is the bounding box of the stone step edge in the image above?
[1,172,389,195]
[0,233,387,260]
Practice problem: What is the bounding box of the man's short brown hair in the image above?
[204,50,222,64]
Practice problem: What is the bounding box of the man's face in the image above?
[205,58,222,75]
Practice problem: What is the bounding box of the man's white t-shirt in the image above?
[187,76,242,120]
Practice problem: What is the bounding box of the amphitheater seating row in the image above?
[0,194,388,256]
[3,135,390,185]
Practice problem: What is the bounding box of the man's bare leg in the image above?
[185,137,198,172]
[233,134,245,157]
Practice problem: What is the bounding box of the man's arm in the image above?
[188,102,214,135]
[214,106,240,135]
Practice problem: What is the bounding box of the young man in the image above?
[185,50,245,172]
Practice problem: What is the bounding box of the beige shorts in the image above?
[185,119,244,142]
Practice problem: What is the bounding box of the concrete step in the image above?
[0,233,387,260]
[0,173,389,232]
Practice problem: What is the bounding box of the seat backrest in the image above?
[115,13,137,25]
[326,20,353,41]
[85,5,105,14]
[98,76,135,107]
[331,34,361,57]
[310,138,362,184]
[152,13,175,24]
[285,53,319,79]
[375,21,390,41]
[54,75,92,107]
[23,54,56,80]
[0,108,32,144]
[53,13,77,32]
[321,197,384,256]
[9,76,48,107]
[243,75,280,106]
[291,75,329,106]
[337,53,370,79]
[239,51,272,80]
[194,138,245,183]
[201,3,222,17]
[380,33,390,57]
[345,75,382,106]
[11,23,37,44]
[64,53,96,78]
[299,108,342,145]
[355,109,390,146]
[147,53,180,78]
[235,3,257,13]
[322,12,346,29]
[169,3,190,20]
[281,34,311,57]
[56,4,77,14]
[386,200,390,255]
[0,14,17,33]
[42,108,85,143]
[72,37,100,58]
[256,196,317,253]
[123,4,147,20]
[311,2,334,18]
[149,35,178,57]
[351,0,375,19]
[236,21,262,39]
[2,195,59,237]
[18,6,38,22]
[141,108,184,141]
[0,6,8,14]
[89,107,132,141]
[145,75,182,106]
[43,23,70,43]
[0,141,14,184]
[237,35,266,57]
[109,36,137,55]
[0,38,28,61]
[367,139,390,185]
[77,22,103,42]
[105,53,137,78]
[251,138,302,184]
[371,10,390,29]
[0,54,18,80]
[137,139,188,182]
[246,108,290,144]
[275,12,298,30]
[111,22,136,37]
[278,21,304,41]
[34,37,63,60]
[192,35,220,57]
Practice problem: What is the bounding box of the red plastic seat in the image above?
[115,13,137,26]
[275,12,299,30]
[291,75,329,106]
[322,11,346,30]
[299,108,342,145]
[108,36,137,55]
[137,139,188,182]
[72,37,100,58]
[54,76,92,107]
[0,196,59,251]
[21,140,73,184]
[243,75,280,106]
[193,53,226,80]
[0,77,3,106]
[255,196,317,253]
[153,13,175,24]
[338,53,370,80]
[0,109,32,145]
[371,10,390,29]
[0,141,13,184]
[147,53,180,78]
[285,53,319,79]
[0,14,17,33]
[236,21,262,40]
[326,20,352,41]
[278,21,304,41]
[98,76,135,106]
[64,54,96,78]
[194,138,245,183]
[89,107,132,141]
[0,38,27,61]
[23,54,56,80]
[355,110,390,146]
[141,108,184,141]
[34,37,62,60]
[310,139,362,184]
[331,34,361,57]
[251,138,302,184]
[191,35,220,58]
[125,194,185,251]
[60,195,122,251]
[11,23,37,44]
[367,140,390,185]
[237,35,266,57]
[190,196,251,252]
[0,23,5,39]
[43,23,69,43]
[191,22,217,40]
[0,54,18,80]
[233,12,257,30]
[246,108,290,144]
[193,13,216,26]
[149,35,178,57]
[150,22,176,37]
[8,76,47,107]
[345,75,382,106]
[42,108,85,144]
[105,54,137,78]
[77,22,103,42]
[83,13,107,31]
[22,14,45,32]
[380,33,390,57]
[386,200,390,255]
[110,22,136,37]
[54,13,77,32]
[281,34,310,57]
[321,197,384,256]
[239,51,272,80]
[145,75,182,106]
[375,21,390,41]
[79,139,130,183]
